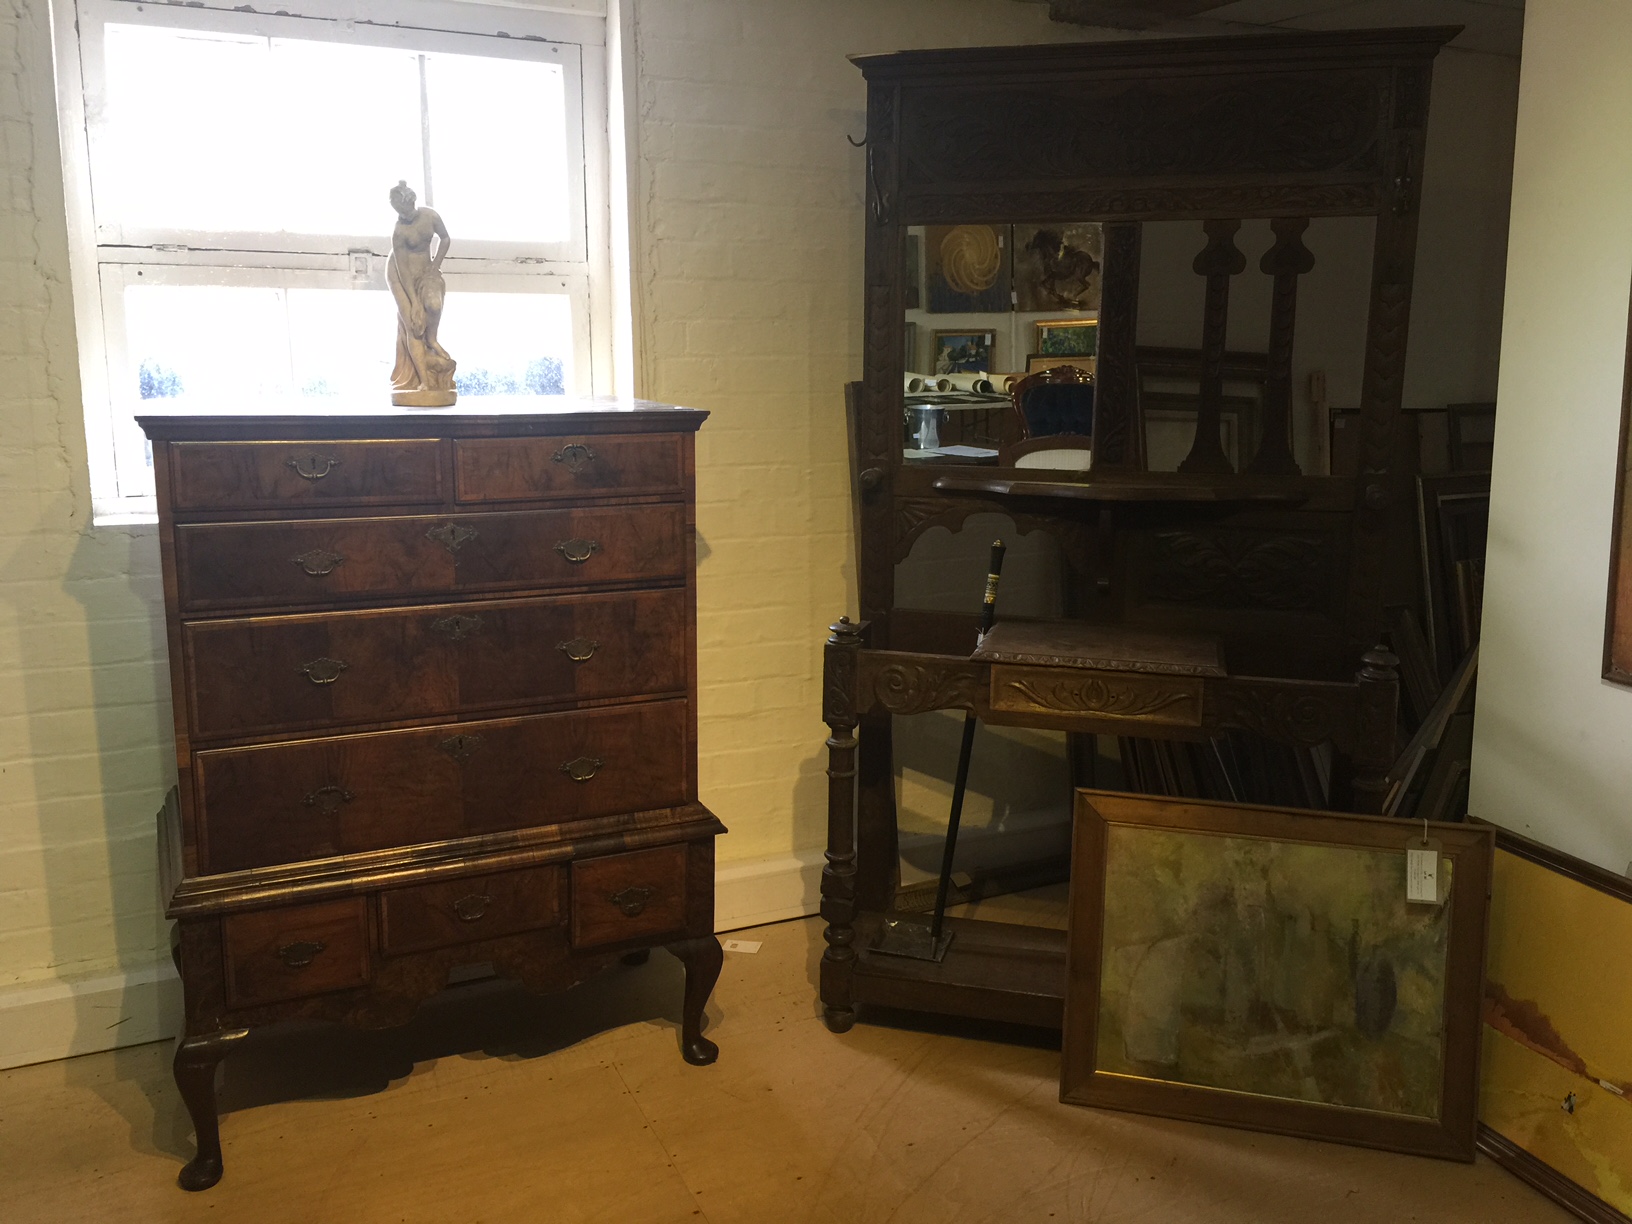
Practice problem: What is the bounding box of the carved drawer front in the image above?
[222,897,369,1009]
[195,699,691,873]
[454,435,686,502]
[168,441,443,512]
[185,589,688,740]
[175,504,688,612]
[570,845,689,949]
[988,665,1205,728]
[379,866,563,957]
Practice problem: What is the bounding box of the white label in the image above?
[722,939,762,954]
[1406,847,1440,904]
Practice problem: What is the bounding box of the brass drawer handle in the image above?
[276,940,326,969]
[453,894,491,923]
[554,538,600,564]
[560,755,603,783]
[552,443,597,473]
[302,784,354,815]
[298,657,348,685]
[430,613,483,641]
[556,637,599,662]
[439,733,484,761]
[609,887,653,918]
[292,548,344,577]
[286,455,342,481]
[426,522,479,556]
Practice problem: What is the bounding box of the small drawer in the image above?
[380,866,563,956]
[571,845,689,949]
[168,440,443,511]
[455,435,686,502]
[222,897,368,1009]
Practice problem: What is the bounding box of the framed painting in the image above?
[1027,354,1094,375]
[1062,791,1493,1162]
[925,225,1011,313]
[1015,222,1103,312]
[933,330,994,375]
[1604,276,1632,684]
[1036,318,1098,358]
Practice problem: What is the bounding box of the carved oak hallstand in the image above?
[822,28,1455,1033]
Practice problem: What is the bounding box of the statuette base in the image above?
[391,388,458,407]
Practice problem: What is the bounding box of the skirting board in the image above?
[1477,1125,1632,1224]
[0,960,182,1071]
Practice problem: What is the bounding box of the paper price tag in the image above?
[1406,837,1445,905]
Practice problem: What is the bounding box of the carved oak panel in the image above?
[1131,529,1335,612]
[989,665,1203,726]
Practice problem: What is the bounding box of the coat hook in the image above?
[846,132,867,148]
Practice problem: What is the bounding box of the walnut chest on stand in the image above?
[138,401,722,1191]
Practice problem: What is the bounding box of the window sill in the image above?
[92,496,159,527]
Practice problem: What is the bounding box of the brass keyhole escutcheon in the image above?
[560,755,603,783]
[453,894,491,923]
[552,443,597,473]
[286,455,342,481]
[302,784,355,815]
[297,657,349,685]
[609,886,653,917]
[556,637,599,663]
[426,522,479,557]
[292,548,344,577]
[438,734,484,762]
[554,538,600,564]
[276,940,326,969]
[430,614,483,641]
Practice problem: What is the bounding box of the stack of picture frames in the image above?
[1061,790,1495,1161]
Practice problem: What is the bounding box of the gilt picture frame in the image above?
[1062,791,1493,1162]
[1035,318,1099,358]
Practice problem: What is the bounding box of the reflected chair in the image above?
[1005,366,1094,467]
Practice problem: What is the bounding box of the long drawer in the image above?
[175,504,687,612]
[169,440,444,511]
[184,589,688,739]
[195,700,690,873]
[454,435,687,502]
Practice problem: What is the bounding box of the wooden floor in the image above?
[0,911,1574,1223]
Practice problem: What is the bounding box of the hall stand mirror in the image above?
[822,27,1456,1033]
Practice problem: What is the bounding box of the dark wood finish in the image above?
[1474,818,1632,906]
[169,440,444,510]
[175,504,687,611]
[454,434,687,502]
[972,620,1225,676]
[1248,217,1314,475]
[140,404,721,1190]
[1477,1126,1632,1224]
[1606,276,1632,684]
[184,589,688,739]
[380,865,563,956]
[1179,218,1246,475]
[571,845,690,948]
[196,700,689,873]
[222,897,370,1008]
[1061,791,1493,1162]
[828,28,1445,1037]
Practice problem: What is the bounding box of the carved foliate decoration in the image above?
[1214,685,1346,748]
[991,669,1201,725]
[865,658,980,716]
[899,75,1380,188]
[1140,531,1330,611]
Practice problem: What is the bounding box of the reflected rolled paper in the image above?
[905,373,951,393]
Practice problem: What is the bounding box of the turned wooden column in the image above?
[1351,645,1402,814]
[1248,216,1314,476]
[820,616,864,1032]
[1179,218,1246,475]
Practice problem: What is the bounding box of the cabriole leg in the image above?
[173,1027,248,1191]
[667,935,723,1065]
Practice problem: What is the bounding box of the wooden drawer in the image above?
[168,441,443,511]
[380,866,562,956]
[222,897,368,1009]
[175,504,687,612]
[455,435,686,502]
[184,588,688,740]
[195,699,691,873]
[571,845,689,949]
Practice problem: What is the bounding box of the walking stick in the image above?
[873,540,1006,963]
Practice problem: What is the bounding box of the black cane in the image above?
[928,540,1006,944]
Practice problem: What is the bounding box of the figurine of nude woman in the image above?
[387,180,457,406]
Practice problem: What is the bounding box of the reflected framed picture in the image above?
[933,329,994,375]
[925,225,1011,313]
[1062,791,1493,1161]
[1015,222,1103,312]
[1027,354,1095,376]
[1036,318,1098,358]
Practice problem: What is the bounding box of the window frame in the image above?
[53,0,615,522]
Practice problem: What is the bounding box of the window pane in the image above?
[121,284,573,406]
[425,55,570,243]
[100,26,423,236]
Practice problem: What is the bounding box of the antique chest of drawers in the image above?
[139,402,722,1191]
